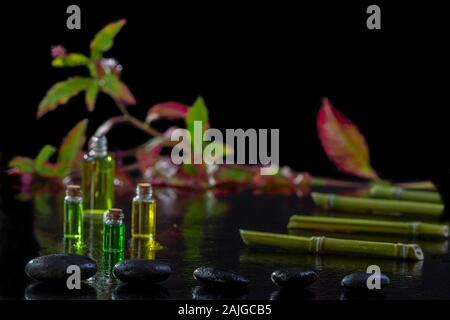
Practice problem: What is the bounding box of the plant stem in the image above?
[115,100,162,137]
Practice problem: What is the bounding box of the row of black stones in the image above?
[25,254,390,292]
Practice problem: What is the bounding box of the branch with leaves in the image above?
[7,19,433,197]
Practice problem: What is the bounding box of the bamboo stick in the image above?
[288,215,449,239]
[240,229,424,260]
[370,184,442,204]
[287,229,449,255]
[312,192,444,217]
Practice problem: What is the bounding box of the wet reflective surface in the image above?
[1,181,450,300]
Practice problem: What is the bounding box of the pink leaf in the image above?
[317,98,379,180]
[146,102,189,123]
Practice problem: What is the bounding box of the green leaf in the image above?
[9,157,35,174]
[34,145,60,177]
[57,119,88,176]
[186,96,209,142]
[90,19,126,60]
[51,53,90,68]
[37,77,92,118]
[85,82,100,111]
[101,73,136,105]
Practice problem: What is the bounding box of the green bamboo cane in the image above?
[312,192,444,217]
[240,229,424,260]
[288,215,449,239]
[370,184,442,204]
[287,229,449,255]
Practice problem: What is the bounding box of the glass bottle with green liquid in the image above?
[131,183,162,249]
[103,208,125,253]
[64,185,83,238]
[82,135,115,215]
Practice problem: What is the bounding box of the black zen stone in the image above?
[271,269,318,288]
[25,254,97,283]
[193,267,249,289]
[341,272,390,290]
[112,259,171,284]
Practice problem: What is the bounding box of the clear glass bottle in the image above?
[103,208,125,253]
[64,185,83,240]
[131,183,161,248]
[82,135,115,215]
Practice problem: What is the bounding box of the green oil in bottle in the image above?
[64,185,83,240]
[82,135,115,215]
[103,208,125,253]
[131,183,162,248]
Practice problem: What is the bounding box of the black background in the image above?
[0,1,448,181]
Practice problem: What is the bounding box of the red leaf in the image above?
[317,98,379,180]
[136,137,165,176]
[146,102,189,123]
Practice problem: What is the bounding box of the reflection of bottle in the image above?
[132,183,161,248]
[64,238,84,255]
[103,208,125,253]
[64,185,83,240]
[130,238,156,260]
[102,251,125,278]
[82,135,115,215]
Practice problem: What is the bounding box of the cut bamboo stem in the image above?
[240,229,424,260]
[288,215,449,239]
[312,192,444,217]
[370,184,442,204]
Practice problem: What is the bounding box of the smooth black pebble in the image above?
[113,259,171,284]
[193,267,249,289]
[25,254,97,283]
[271,269,318,288]
[341,272,390,290]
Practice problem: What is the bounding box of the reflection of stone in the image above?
[270,288,315,300]
[340,290,386,301]
[191,286,248,300]
[112,284,169,300]
[24,282,97,300]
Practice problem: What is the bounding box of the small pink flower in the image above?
[51,45,67,58]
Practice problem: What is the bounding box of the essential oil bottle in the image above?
[82,135,115,215]
[131,183,160,246]
[64,185,83,240]
[103,208,125,253]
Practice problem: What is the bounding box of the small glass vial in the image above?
[64,185,83,240]
[82,135,115,215]
[131,183,159,244]
[103,208,125,253]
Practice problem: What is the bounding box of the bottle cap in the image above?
[89,135,108,154]
[66,185,81,197]
[107,208,124,220]
[136,183,152,197]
